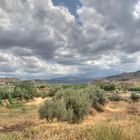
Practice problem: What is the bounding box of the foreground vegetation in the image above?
[38,87,107,123]
[0,100,140,140]
[0,80,140,140]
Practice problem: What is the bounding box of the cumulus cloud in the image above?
[0,0,140,79]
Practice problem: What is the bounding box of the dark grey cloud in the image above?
[0,0,140,78]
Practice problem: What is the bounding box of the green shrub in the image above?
[38,99,67,122]
[38,89,90,123]
[0,87,14,104]
[40,92,48,99]
[47,87,60,97]
[94,88,108,105]
[0,94,2,105]
[38,87,108,123]
[13,81,37,101]
[8,93,13,104]
[63,92,90,123]
[62,84,88,90]
[87,88,108,111]
[109,93,121,101]
[128,87,140,91]
[96,81,115,91]
[130,93,140,102]
[38,85,46,88]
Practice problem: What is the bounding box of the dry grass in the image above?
[25,97,45,106]
[0,98,140,140]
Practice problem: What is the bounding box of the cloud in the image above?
[0,0,140,79]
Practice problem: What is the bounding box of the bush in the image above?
[13,81,37,101]
[128,87,140,91]
[0,87,14,102]
[96,81,115,91]
[63,92,90,123]
[130,93,139,102]
[38,87,108,123]
[87,88,108,111]
[109,93,121,101]
[47,87,60,97]
[62,84,88,90]
[8,93,13,104]
[94,88,108,105]
[38,89,91,123]
[38,99,67,122]
[0,95,2,105]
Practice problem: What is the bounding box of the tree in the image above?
[14,81,36,101]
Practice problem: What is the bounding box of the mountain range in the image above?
[0,71,140,84]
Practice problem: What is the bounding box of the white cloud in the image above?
[133,0,140,19]
[0,0,140,78]
[0,49,78,78]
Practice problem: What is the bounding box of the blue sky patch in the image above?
[52,0,82,20]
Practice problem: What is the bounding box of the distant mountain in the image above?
[0,76,92,84]
[47,76,93,84]
[105,71,140,81]
[1,71,140,84]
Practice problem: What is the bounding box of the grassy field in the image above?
[0,96,140,140]
[0,81,140,140]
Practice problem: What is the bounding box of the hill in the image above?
[105,71,140,81]
[0,78,20,84]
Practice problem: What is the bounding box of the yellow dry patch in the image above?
[0,107,9,112]
[105,101,128,112]
[25,97,45,106]
[120,93,131,98]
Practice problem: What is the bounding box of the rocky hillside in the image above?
[105,71,140,81]
[0,78,19,84]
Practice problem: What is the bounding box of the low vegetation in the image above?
[94,81,116,91]
[128,87,140,91]
[0,80,140,140]
[130,93,140,102]
[38,87,108,123]
[0,81,47,106]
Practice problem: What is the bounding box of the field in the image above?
[0,81,140,140]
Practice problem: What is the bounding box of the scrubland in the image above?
[0,81,140,140]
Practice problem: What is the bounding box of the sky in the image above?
[0,0,140,79]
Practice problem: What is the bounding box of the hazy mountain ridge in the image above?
[46,76,93,84]
[34,71,140,84]
[0,71,140,84]
[105,71,140,81]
